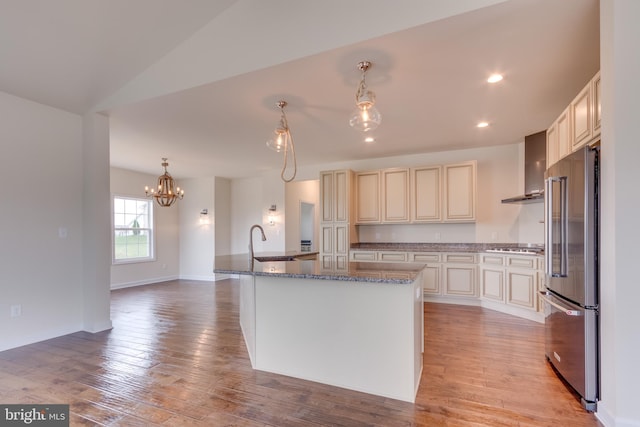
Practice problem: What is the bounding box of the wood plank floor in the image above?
[0,279,603,426]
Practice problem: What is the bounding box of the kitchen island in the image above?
[214,254,425,403]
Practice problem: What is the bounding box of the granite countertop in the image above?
[350,242,544,254]
[214,253,424,284]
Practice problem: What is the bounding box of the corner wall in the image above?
[0,91,85,351]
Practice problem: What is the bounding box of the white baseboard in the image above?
[178,274,216,282]
[110,275,179,290]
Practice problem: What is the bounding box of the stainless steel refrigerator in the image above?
[541,145,599,411]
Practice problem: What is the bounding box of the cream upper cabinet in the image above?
[355,171,381,223]
[557,107,572,160]
[320,171,334,223]
[354,161,476,224]
[411,166,441,222]
[592,71,601,139]
[546,71,601,167]
[571,82,592,151]
[547,107,571,167]
[320,170,351,223]
[546,122,558,168]
[381,168,410,223]
[443,161,476,222]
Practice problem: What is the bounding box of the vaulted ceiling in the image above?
[0,0,599,179]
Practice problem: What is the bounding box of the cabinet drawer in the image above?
[481,254,504,265]
[351,251,376,261]
[506,256,536,269]
[410,253,440,262]
[378,252,407,262]
[444,253,477,264]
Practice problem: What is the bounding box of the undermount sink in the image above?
[253,253,317,262]
[253,255,297,262]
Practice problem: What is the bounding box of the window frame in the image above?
[111,195,156,265]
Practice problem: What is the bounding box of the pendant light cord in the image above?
[279,109,297,182]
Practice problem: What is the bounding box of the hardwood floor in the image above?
[0,279,603,426]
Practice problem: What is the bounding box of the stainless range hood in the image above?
[502,130,546,204]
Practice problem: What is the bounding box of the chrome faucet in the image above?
[249,224,267,259]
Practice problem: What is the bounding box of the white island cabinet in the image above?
[216,254,424,403]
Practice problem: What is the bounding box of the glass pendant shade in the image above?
[266,127,289,153]
[349,102,382,132]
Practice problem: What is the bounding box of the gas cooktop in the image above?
[486,247,544,255]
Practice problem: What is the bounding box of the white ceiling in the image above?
[0,0,600,180]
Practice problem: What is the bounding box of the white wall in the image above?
[598,1,640,426]
[214,177,231,256]
[82,113,112,333]
[178,176,215,281]
[285,180,320,252]
[230,172,285,254]
[110,167,180,288]
[0,91,97,351]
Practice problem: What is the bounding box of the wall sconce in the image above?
[268,205,277,226]
[199,208,210,225]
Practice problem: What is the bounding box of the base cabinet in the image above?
[481,267,505,302]
[507,269,537,310]
[422,264,442,295]
[480,254,543,316]
[351,249,543,322]
[443,265,477,297]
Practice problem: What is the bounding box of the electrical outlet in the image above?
[435,232,441,241]
[10,305,22,318]
[491,231,498,240]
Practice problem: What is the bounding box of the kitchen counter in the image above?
[351,242,544,255]
[217,251,424,402]
[214,252,424,284]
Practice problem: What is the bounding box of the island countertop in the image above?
[214,253,425,284]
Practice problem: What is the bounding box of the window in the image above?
[113,196,154,263]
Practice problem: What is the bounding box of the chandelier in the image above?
[349,60,382,132]
[144,158,184,207]
[266,100,297,182]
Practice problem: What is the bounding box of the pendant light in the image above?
[349,60,382,132]
[144,158,184,207]
[266,100,297,182]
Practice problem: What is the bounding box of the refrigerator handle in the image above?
[545,176,568,277]
[539,291,582,316]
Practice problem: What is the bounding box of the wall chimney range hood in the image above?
[501,130,546,204]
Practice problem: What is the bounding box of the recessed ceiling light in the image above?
[364,136,375,143]
[477,122,489,128]
[487,74,503,83]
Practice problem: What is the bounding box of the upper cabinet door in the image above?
[443,161,476,222]
[355,171,381,223]
[381,168,410,223]
[411,166,441,222]
[556,107,572,160]
[319,170,352,223]
[546,122,558,168]
[320,171,334,222]
[592,71,601,138]
[334,170,350,222]
[571,83,592,151]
